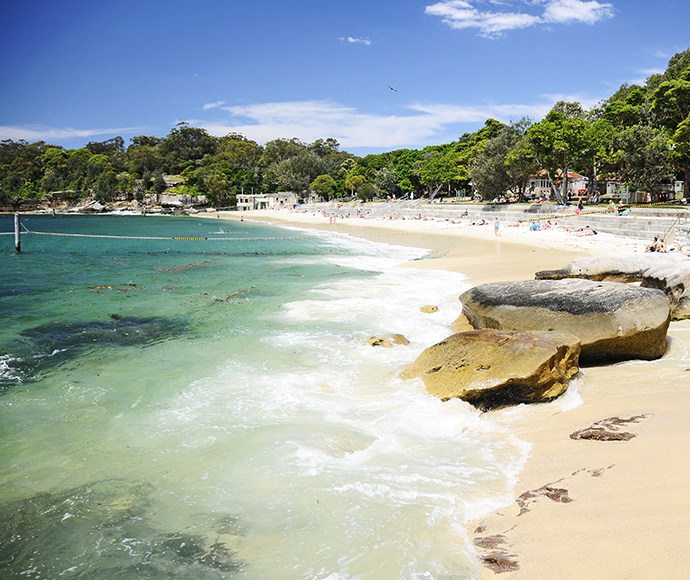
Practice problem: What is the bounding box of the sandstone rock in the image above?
[535,254,690,320]
[536,254,690,283]
[674,288,690,320]
[451,313,474,333]
[460,279,671,363]
[399,330,580,410]
[420,305,438,313]
[368,334,409,347]
[569,415,647,441]
[640,261,690,316]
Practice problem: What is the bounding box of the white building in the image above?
[237,192,298,211]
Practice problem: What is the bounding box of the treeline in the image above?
[0,128,357,207]
[2,49,690,207]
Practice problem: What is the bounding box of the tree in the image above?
[345,174,365,197]
[521,102,591,205]
[86,136,124,156]
[470,120,533,200]
[130,135,162,148]
[310,174,337,199]
[159,122,218,173]
[671,113,690,194]
[203,171,230,206]
[416,150,469,199]
[260,138,307,167]
[357,183,376,201]
[217,133,262,170]
[374,166,398,198]
[277,153,324,195]
[153,171,167,194]
[650,73,690,132]
[611,124,673,193]
[308,138,340,157]
[127,145,162,177]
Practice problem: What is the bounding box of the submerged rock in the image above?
[400,329,580,411]
[367,333,409,347]
[460,279,671,364]
[0,479,245,578]
[1,315,190,391]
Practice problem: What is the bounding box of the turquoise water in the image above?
[0,214,529,580]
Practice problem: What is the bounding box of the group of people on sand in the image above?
[645,237,668,252]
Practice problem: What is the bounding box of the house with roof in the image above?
[237,191,298,211]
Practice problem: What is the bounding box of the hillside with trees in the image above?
[2,48,690,209]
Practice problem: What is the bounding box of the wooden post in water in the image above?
[14,212,20,253]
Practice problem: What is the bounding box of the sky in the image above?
[0,0,688,156]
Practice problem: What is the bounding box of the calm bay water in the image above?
[0,214,530,580]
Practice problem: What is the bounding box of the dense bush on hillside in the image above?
[3,49,690,207]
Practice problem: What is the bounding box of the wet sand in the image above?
[216,208,690,579]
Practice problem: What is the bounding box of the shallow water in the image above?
[0,214,530,580]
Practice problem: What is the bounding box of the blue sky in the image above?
[1,0,687,155]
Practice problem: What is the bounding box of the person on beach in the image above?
[645,237,659,252]
[494,217,500,236]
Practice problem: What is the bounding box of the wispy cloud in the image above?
[425,0,614,37]
[0,125,142,143]
[339,36,372,45]
[202,101,226,111]
[200,97,578,149]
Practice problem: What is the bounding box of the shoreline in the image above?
[217,208,690,579]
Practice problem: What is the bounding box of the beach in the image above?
[219,206,690,579]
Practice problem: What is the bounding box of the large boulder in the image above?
[674,289,690,320]
[460,279,671,364]
[536,254,690,283]
[400,330,580,411]
[535,254,690,320]
[640,261,690,318]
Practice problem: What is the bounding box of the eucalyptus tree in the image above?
[611,124,673,193]
[518,102,591,205]
[159,122,218,174]
[310,174,337,200]
[470,118,534,200]
[217,133,262,170]
[374,165,398,198]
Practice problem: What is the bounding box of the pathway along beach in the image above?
[217,206,690,580]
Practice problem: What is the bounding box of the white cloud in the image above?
[202,101,226,111]
[0,125,142,143]
[199,97,575,149]
[339,36,371,45]
[542,0,613,24]
[425,0,614,37]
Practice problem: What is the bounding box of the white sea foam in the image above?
[148,236,529,579]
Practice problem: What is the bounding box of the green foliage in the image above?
[519,102,592,204]
[345,174,365,195]
[158,122,218,173]
[611,125,673,192]
[6,49,690,207]
[310,174,337,199]
[357,183,376,202]
[218,133,262,170]
[470,121,533,200]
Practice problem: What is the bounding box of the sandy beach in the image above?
[216,207,690,579]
